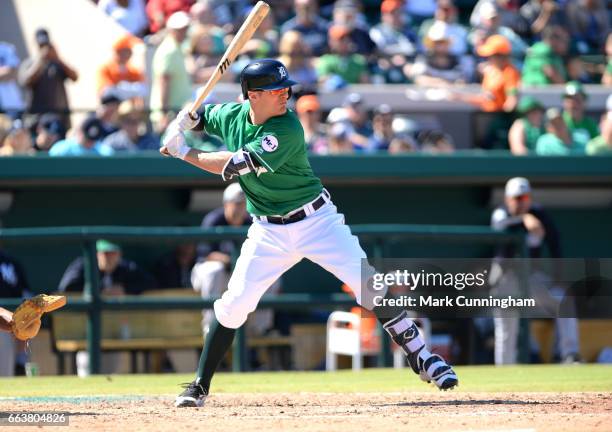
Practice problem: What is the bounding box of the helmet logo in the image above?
[278,66,287,79]
[261,135,279,152]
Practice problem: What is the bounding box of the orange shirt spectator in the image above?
[452,35,519,112]
[98,35,146,98]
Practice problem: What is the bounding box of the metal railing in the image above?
[0,225,527,373]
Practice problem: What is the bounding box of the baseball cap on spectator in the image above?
[545,107,562,122]
[166,11,191,30]
[38,113,66,137]
[563,81,587,99]
[330,122,351,139]
[381,0,402,14]
[81,117,104,142]
[223,182,245,203]
[296,95,320,114]
[100,89,122,105]
[96,239,121,253]
[113,34,139,52]
[343,92,363,107]
[517,96,544,115]
[480,2,499,19]
[35,28,50,46]
[329,24,351,41]
[334,0,358,11]
[374,104,392,115]
[505,177,531,198]
[425,21,451,48]
[477,35,511,57]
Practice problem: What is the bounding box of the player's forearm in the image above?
[0,307,13,332]
[183,150,233,175]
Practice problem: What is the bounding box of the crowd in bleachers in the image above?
[0,0,610,156]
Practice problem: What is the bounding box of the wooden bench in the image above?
[530,319,612,363]
[51,289,293,374]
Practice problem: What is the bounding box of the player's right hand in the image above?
[176,108,200,131]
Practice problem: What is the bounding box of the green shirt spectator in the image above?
[150,12,192,126]
[586,135,612,155]
[316,54,368,85]
[509,97,545,155]
[521,26,569,85]
[563,111,599,148]
[536,107,586,155]
[561,81,599,149]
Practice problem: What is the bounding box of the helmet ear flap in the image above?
[241,81,249,100]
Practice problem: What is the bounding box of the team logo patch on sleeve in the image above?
[261,135,279,152]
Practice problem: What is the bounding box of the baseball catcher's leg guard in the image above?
[383,311,458,391]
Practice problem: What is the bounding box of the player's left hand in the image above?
[161,127,190,160]
[176,108,200,131]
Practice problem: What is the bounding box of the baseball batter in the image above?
[161,59,458,408]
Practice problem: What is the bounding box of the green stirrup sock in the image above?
[196,317,236,393]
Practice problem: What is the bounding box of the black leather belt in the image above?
[264,190,330,225]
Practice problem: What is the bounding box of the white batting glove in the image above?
[175,108,200,131]
[162,127,191,160]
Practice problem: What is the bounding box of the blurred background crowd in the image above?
[0,0,610,157]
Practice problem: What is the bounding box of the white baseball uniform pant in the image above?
[213,197,378,329]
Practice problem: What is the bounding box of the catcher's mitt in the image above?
[10,294,66,341]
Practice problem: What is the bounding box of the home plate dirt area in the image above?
[1,391,610,432]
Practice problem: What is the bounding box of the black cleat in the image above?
[175,380,207,407]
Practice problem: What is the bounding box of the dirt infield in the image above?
[1,392,610,431]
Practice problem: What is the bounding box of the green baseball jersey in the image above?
[202,102,323,216]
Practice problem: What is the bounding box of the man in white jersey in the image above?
[161,58,458,408]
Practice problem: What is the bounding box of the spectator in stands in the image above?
[565,0,609,54]
[154,242,197,289]
[0,120,34,157]
[587,110,612,155]
[277,31,318,92]
[58,239,155,295]
[295,94,327,154]
[103,100,159,152]
[331,0,375,57]
[389,133,419,154]
[338,92,372,149]
[316,25,369,88]
[490,177,580,364]
[150,11,193,132]
[418,0,469,56]
[519,0,567,40]
[451,35,519,112]
[469,2,527,64]
[95,90,122,139]
[508,96,546,155]
[409,22,474,86]
[0,242,32,377]
[471,0,530,39]
[18,29,78,130]
[0,41,25,118]
[191,183,279,338]
[367,104,395,152]
[326,122,356,154]
[601,33,612,86]
[33,113,65,152]
[187,25,224,85]
[418,130,455,154]
[521,25,569,85]
[146,0,194,34]
[58,239,156,375]
[561,81,599,148]
[98,34,146,102]
[535,108,584,155]
[98,0,149,37]
[49,117,114,156]
[369,0,417,84]
[280,0,329,57]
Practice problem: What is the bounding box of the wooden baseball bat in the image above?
[188,1,270,117]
